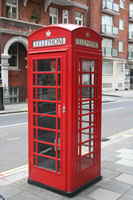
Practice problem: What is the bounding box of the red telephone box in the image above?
[27,24,102,197]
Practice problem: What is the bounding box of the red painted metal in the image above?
[27,24,102,194]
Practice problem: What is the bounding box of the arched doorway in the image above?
[1,36,28,103]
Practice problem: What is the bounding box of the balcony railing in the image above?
[129,32,133,40]
[102,47,118,57]
[102,0,119,13]
[102,24,119,36]
[128,51,133,59]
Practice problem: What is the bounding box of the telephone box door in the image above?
[74,51,102,189]
[28,52,67,190]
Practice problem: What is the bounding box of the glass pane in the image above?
[58,89,60,101]
[37,74,56,86]
[12,7,16,16]
[58,74,61,86]
[38,143,55,158]
[82,60,95,72]
[34,128,36,139]
[33,102,36,113]
[81,141,94,156]
[34,155,36,166]
[37,102,56,115]
[38,116,56,129]
[81,154,95,170]
[38,156,56,171]
[33,74,35,85]
[82,87,95,99]
[34,115,36,126]
[34,142,36,152]
[58,132,60,144]
[82,74,90,85]
[38,129,56,144]
[37,88,56,101]
[58,59,61,71]
[33,88,36,99]
[57,147,60,158]
[33,60,35,72]
[7,0,17,5]
[37,59,56,72]
[58,161,60,173]
[58,118,60,130]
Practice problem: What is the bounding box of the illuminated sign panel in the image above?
[33,37,66,47]
[75,38,98,48]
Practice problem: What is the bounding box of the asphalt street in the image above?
[0,98,133,174]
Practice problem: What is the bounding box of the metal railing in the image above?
[102,24,118,36]
[3,86,27,104]
[102,47,118,57]
[102,0,119,13]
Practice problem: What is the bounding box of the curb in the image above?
[0,109,28,115]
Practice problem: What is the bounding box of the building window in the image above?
[102,62,113,75]
[119,41,124,52]
[6,0,18,18]
[49,7,58,24]
[102,38,113,56]
[8,43,18,69]
[118,63,123,73]
[63,10,68,23]
[119,19,124,30]
[120,0,124,9]
[75,11,83,25]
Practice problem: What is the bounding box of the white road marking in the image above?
[0,122,28,129]
[102,107,124,112]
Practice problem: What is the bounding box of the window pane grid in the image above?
[78,58,98,172]
[32,57,62,174]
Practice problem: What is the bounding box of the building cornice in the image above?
[44,0,89,12]
[1,28,30,36]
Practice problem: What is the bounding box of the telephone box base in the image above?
[28,175,102,197]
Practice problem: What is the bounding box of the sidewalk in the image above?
[0,90,133,115]
[0,130,133,200]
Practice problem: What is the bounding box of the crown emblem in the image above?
[46,29,51,37]
[86,31,89,38]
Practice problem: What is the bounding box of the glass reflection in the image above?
[37,88,56,101]
[37,74,56,86]
[37,102,56,115]
[38,143,55,158]
[38,156,56,171]
[82,59,95,72]
[38,129,56,144]
[37,59,56,72]
[38,116,56,129]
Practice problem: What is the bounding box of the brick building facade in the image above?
[0,0,133,103]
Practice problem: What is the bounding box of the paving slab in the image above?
[87,188,122,200]
[9,191,43,200]
[36,189,64,200]
[0,185,22,199]
[101,168,121,179]
[115,173,133,185]
[118,195,133,200]
[101,180,132,194]
[115,165,133,175]
[101,161,121,170]
[116,159,133,167]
